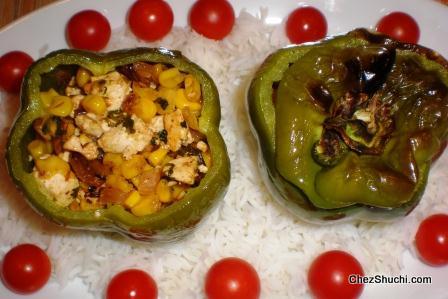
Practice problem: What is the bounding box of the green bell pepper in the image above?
[7,48,230,241]
[248,28,448,222]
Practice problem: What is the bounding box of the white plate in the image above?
[1,0,447,298]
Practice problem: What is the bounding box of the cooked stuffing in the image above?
[29,63,210,216]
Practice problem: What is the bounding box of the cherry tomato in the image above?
[66,10,111,51]
[189,0,235,40]
[1,244,51,294]
[205,257,260,299]
[106,269,157,299]
[0,51,33,93]
[376,12,420,44]
[286,6,327,44]
[128,0,174,42]
[415,214,448,266]
[308,250,364,299]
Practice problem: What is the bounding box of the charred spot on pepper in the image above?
[324,90,395,155]
[312,129,348,167]
[306,81,333,112]
[343,47,396,95]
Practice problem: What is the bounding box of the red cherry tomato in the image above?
[106,269,157,299]
[205,257,260,299]
[66,10,111,51]
[308,250,364,299]
[415,214,448,266]
[128,0,174,42]
[1,244,51,294]
[189,0,235,40]
[0,51,33,93]
[286,6,327,44]
[376,12,420,44]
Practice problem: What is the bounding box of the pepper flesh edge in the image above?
[247,28,448,223]
[6,48,230,241]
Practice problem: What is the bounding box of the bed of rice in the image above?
[1,10,447,299]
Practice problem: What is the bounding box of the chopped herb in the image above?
[150,137,157,146]
[159,129,168,143]
[155,97,169,110]
[123,117,135,134]
[54,117,63,137]
[180,121,187,128]
[164,164,174,176]
[107,110,127,126]
[97,148,105,161]
[71,187,80,199]
[198,153,205,165]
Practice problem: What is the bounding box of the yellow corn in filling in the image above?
[29,63,211,216]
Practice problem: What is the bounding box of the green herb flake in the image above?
[155,97,169,110]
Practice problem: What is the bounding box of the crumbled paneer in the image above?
[37,172,79,207]
[63,136,99,160]
[66,86,82,96]
[196,141,208,152]
[98,116,152,159]
[163,156,198,185]
[71,95,84,111]
[198,165,208,173]
[91,71,131,111]
[149,115,164,134]
[164,109,193,151]
[75,114,107,137]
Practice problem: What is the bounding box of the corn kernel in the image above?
[80,198,99,211]
[79,134,91,145]
[35,155,70,178]
[147,147,168,166]
[106,174,133,193]
[40,89,59,108]
[156,179,172,203]
[155,88,176,114]
[132,98,157,122]
[171,184,186,200]
[184,74,201,102]
[175,89,202,112]
[143,163,153,172]
[121,155,146,179]
[182,108,200,131]
[134,85,158,101]
[48,96,74,117]
[161,155,173,166]
[131,176,141,188]
[151,64,165,83]
[81,94,107,115]
[123,191,141,209]
[131,194,161,216]
[104,153,124,167]
[76,67,92,87]
[159,68,184,88]
[28,139,52,159]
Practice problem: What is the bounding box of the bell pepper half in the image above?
[7,48,230,241]
[248,28,448,222]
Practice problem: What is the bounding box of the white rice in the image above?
[1,10,447,298]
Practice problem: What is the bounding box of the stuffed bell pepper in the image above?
[7,48,230,241]
[248,28,448,222]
